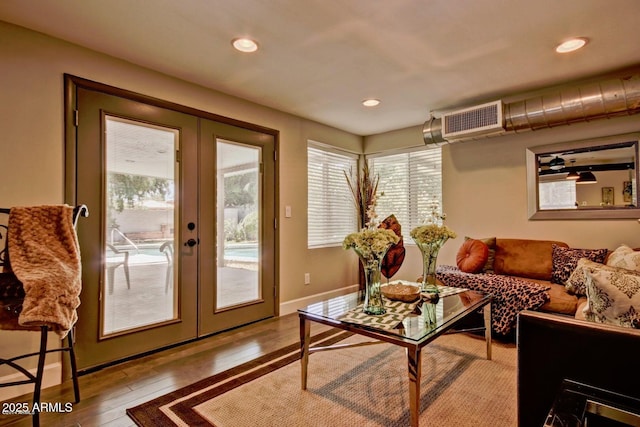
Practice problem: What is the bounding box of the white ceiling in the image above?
[1,0,640,136]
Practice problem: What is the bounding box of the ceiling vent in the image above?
[424,73,640,146]
[441,100,505,141]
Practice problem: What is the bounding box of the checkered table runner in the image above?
[338,299,419,330]
[338,285,469,330]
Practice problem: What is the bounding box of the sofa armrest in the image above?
[517,310,640,427]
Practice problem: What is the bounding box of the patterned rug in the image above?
[127,329,516,427]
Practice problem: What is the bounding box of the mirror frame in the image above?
[527,132,640,220]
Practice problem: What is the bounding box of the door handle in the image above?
[184,238,199,247]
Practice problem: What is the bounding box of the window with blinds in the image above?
[539,180,576,209]
[368,147,442,234]
[307,142,358,248]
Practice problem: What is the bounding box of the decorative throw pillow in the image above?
[606,244,640,271]
[581,259,640,328]
[552,245,607,285]
[456,239,489,273]
[565,258,601,296]
[378,214,405,279]
[465,236,496,273]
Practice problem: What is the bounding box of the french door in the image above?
[69,77,277,370]
[199,120,276,335]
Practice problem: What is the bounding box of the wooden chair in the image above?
[0,205,87,427]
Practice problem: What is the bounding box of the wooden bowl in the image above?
[381,283,421,302]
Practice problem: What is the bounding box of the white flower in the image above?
[410,224,457,244]
[411,196,456,244]
[422,197,447,226]
[343,228,399,262]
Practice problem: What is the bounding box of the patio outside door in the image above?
[69,78,277,371]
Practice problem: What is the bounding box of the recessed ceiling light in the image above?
[362,99,380,107]
[555,38,588,53]
[232,38,259,53]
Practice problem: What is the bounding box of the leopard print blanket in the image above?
[437,265,550,336]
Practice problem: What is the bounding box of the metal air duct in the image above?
[423,73,640,146]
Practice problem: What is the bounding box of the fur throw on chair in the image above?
[7,205,81,337]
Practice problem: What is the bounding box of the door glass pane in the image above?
[103,116,178,336]
[217,140,261,309]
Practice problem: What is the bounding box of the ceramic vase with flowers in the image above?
[410,199,456,295]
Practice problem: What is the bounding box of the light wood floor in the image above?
[1,313,322,427]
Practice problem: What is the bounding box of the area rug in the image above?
[127,330,516,427]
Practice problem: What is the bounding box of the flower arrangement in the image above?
[343,164,399,314]
[410,198,457,244]
[343,227,400,263]
[343,226,399,315]
[410,223,457,244]
[410,197,456,294]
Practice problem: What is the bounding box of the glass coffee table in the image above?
[298,287,492,427]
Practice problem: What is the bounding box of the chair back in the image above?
[160,241,173,263]
[0,206,88,270]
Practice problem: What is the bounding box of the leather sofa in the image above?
[491,238,585,316]
[436,238,608,335]
[439,238,596,316]
[517,310,640,427]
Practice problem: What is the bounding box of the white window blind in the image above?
[368,147,442,233]
[307,142,358,248]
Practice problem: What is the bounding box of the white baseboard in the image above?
[279,284,359,316]
[0,362,61,402]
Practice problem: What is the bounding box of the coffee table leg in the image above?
[407,347,422,427]
[300,315,310,390]
[484,302,492,360]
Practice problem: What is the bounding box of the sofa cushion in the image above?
[494,239,568,280]
[551,245,608,285]
[456,239,489,273]
[581,259,640,328]
[524,276,580,314]
[465,236,496,273]
[537,282,579,315]
[606,244,640,270]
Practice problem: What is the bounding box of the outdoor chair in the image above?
[106,243,130,294]
[160,241,173,293]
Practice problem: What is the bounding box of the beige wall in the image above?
[0,20,360,386]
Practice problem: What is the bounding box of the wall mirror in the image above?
[527,132,640,219]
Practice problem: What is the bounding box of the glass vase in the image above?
[422,301,438,329]
[416,237,448,295]
[359,257,386,315]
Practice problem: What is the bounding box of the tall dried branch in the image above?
[345,162,379,230]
